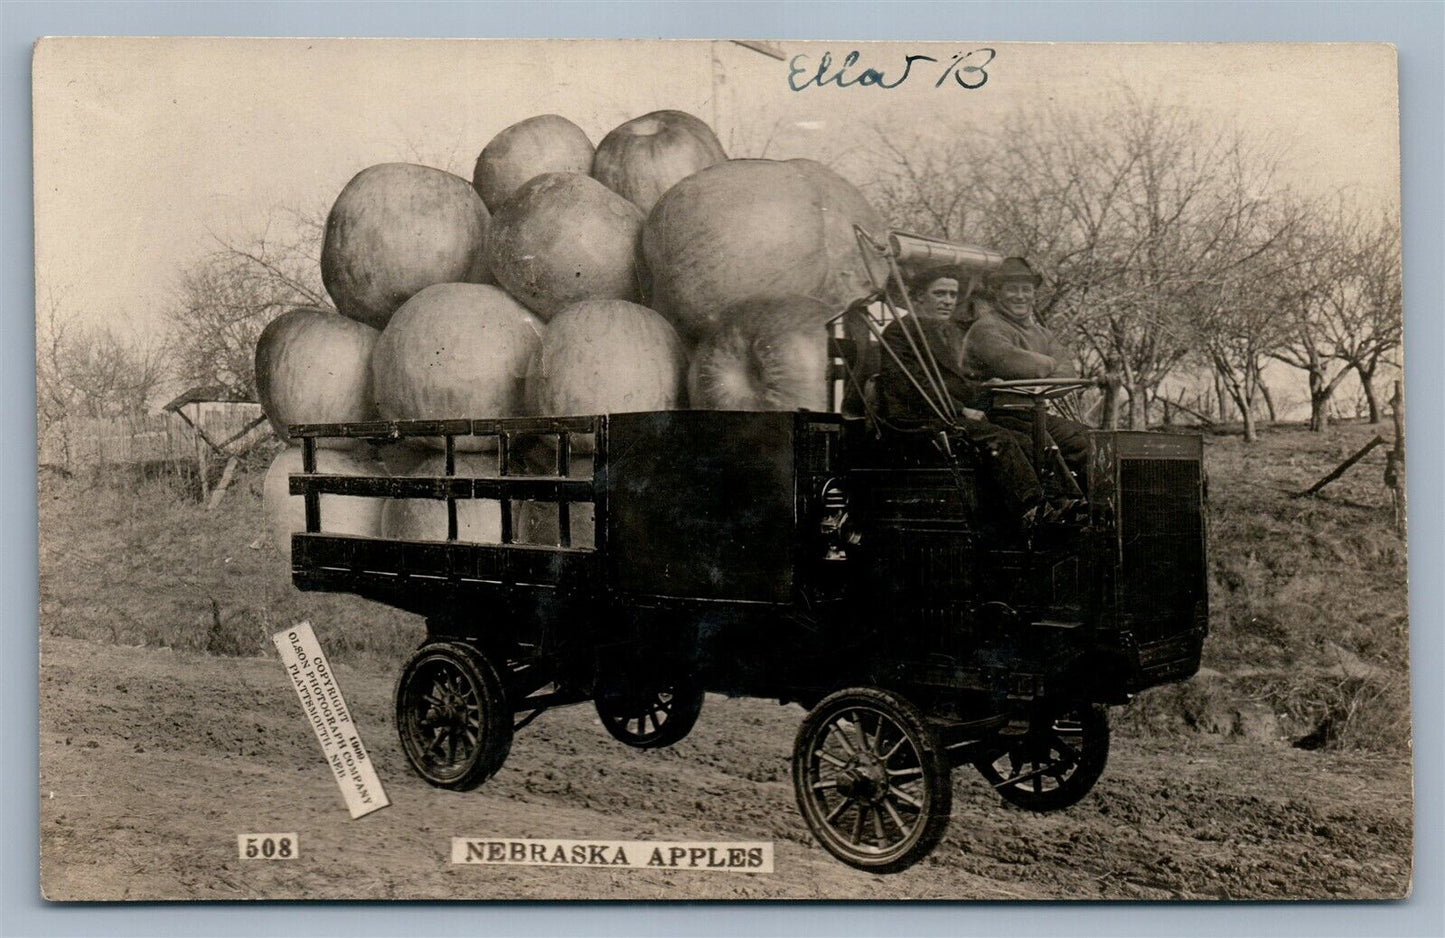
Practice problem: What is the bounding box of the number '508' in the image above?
[239,833,298,860]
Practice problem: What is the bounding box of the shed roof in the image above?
[161,385,257,412]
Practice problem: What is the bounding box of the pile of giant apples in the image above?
[257,110,886,552]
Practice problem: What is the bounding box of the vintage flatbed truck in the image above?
[287,384,1208,872]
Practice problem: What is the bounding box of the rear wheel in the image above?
[974,703,1109,811]
[792,687,952,874]
[395,642,513,791]
[596,681,704,749]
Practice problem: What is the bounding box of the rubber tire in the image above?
[596,682,704,749]
[395,641,513,791]
[792,687,953,874]
[974,703,1109,812]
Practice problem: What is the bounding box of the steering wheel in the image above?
[982,378,1108,495]
[981,377,1107,400]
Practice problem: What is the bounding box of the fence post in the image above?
[192,405,209,502]
[1386,380,1406,538]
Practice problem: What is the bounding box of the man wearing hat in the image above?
[872,264,1057,528]
[963,257,1091,474]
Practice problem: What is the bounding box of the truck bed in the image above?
[286,410,842,608]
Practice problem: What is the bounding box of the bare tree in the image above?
[1056,99,1297,428]
[1189,198,1313,443]
[37,282,168,428]
[865,129,998,242]
[1266,201,1399,430]
[1265,202,1352,430]
[1339,213,1403,424]
[1265,210,1351,431]
[1197,290,1280,444]
[167,206,329,398]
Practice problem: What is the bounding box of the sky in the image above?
[32,38,1400,348]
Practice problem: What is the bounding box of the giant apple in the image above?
[687,295,832,411]
[370,283,543,451]
[788,159,892,309]
[254,306,378,447]
[486,172,645,320]
[592,110,727,215]
[380,452,504,543]
[641,158,887,338]
[473,114,595,214]
[525,299,688,419]
[261,447,385,561]
[321,163,492,329]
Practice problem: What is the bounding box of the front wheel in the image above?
[792,687,953,874]
[395,642,513,791]
[974,702,1109,811]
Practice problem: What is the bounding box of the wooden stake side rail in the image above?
[290,414,607,551]
[288,474,596,502]
[292,533,599,589]
[288,415,601,439]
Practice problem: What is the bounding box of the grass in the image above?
[1125,420,1410,752]
[38,444,425,671]
[37,421,1412,753]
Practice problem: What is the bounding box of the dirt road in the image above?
[39,635,1411,901]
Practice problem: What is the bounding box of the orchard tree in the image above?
[1336,212,1402,424]
[867,130,999,244]
[1018,97,1295,429]
[36,283,167,428]
[1267,201,1402,430]
[1195,284,1282,444]
[167,206,328,398]
[1264,207,1352,431]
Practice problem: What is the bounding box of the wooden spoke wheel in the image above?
[596,681,704,749]
[792,687,952,874]
[395,642,512,791]
[974,703,1109,811]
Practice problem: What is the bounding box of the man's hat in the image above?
[989,256,1042,287]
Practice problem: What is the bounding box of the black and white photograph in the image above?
[33,35,1413,901]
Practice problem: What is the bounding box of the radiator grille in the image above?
[1118,458,1204,644]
